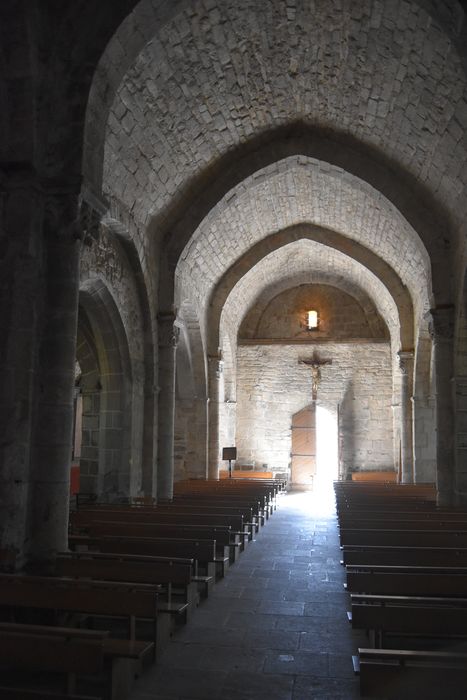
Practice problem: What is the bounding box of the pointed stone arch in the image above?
[78,279,136,499]
[208,224,413,356]
[174,301,208,479]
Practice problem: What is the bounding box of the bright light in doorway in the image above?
[313,405,338,512]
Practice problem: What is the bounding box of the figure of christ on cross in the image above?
[299,351,333,401]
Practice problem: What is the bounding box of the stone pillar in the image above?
[208,354,224,479]
[430,306,455,506]
[141,382,158,497]
[0,169,42,570]
[412,395,437,483]
[453,376,467,503]
[157,313,179,500]
[28,191,99,567]
[195,396,209,478]
[398,350,414,483]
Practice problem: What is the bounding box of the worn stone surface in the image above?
[176,159,429,340]
[79,230,146,498]
[1,0,467,567]
[235,343,394,476]
[239,283,388,341]
[102,1,467,259]
[130,491,364,700]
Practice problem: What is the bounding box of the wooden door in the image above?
[291,405,316,487]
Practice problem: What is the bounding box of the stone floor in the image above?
[130,489,367,700]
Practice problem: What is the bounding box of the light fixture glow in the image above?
[307,310,318,330]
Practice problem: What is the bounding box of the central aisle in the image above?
[131,490,364,700]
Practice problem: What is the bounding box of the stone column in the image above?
[208,354,224,479]
[195,396,209,478]
[398,350,414,483]
[0,169,42,570]
[430,306,455,506]
[157,313,179,500]
[412,395,437,483]
[454,376,467,503]
[141,382,158,497]
[28,190,99,568]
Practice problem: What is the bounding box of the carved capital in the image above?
[158,313,180,348]
[43,191,82,240]
[397,350,414,375]
[79,199,102,246]
[78,186,107,245]
[429,306,455,342]
[208,353,224,379]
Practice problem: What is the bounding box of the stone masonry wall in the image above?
[240,283,388,340]
[235,343,394,477]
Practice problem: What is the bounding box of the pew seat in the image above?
[355,648,467,699]
[55,554,196,621]
[0,622,153,700]
[345,564,467,596]
[341,545,467,567]
[0,689,101,700]
[0,573,159,645]
[349,594,467,647]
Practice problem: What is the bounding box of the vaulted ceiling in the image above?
[86,0,467,352]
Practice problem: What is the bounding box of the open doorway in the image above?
[315,405,339,505]
[290,404,338,493]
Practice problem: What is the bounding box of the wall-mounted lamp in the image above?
[307,309,319,330]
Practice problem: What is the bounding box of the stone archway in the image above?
[75,308,101,495]
[174,302,208,480]
[79,280,136,500]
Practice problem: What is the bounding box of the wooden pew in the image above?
[335,483,437,509]
[345,564,467,596]
[349,593,467,646]
[341,545,467,567]
[122,502,259,534]
[70,509,250,547]
[81,522,241,564]
[339,518,467,534]
[338,508,467,522]
[339,518,467,532]
[219,470,273,479]
[0,622,153,700]
[351,471,398,482]
[335,480,467,697]
[339,528,467,547]
[0,631,102,697]
[355,648,467,699]
[55,552,199,614]
[69,534,226,580]
[173,478,281,509]
[0,573,159,645]
[170,495,267,523]
[0,690,101,700]
[78,501,259,533]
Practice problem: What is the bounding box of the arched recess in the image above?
[75,310,101,493]
[232,282,395,480]
[218,265,397,474]
[239,279,390,342]
[413,326,437,483]
[174,302,208,480]
[204,231,416,480]
[102,216,157,497]
[208,224,413,357]
[78,279,138,499]
[158,126,450,312]
[83,0,467,199]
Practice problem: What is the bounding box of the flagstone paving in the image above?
[131,490,366,700]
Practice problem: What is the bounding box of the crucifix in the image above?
[299,351,332,401]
